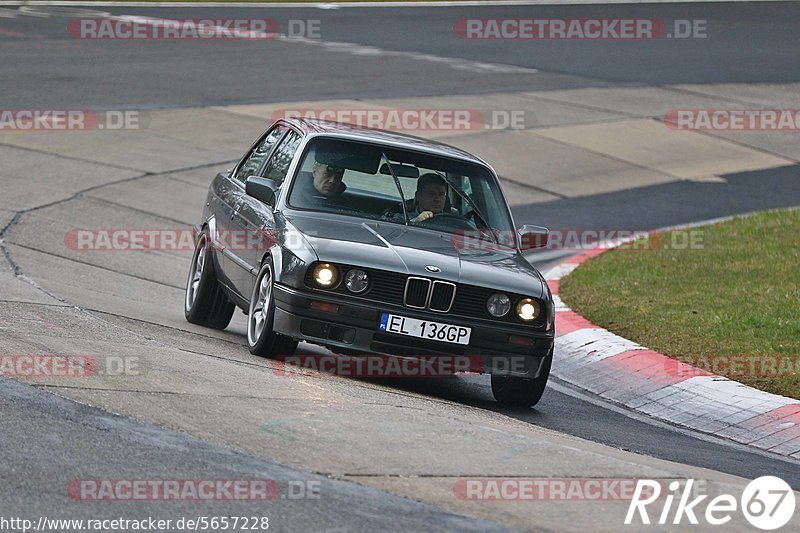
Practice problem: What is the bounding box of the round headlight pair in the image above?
[486,293,541,322]
[312,264,369,294]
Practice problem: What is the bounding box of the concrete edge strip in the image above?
[543,223,800,460]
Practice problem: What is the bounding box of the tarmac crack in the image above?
[527,127,689,184]
[0,157,238,299]
[526,86,799,165]
[5,242,184,290]
[83,195,196,227]
[498,176,569,200]
[0,141,150,173]
[161,172,222,188]
[0,299,68,308]
[31,384,300,400]
[663,84,798,111]
[86,309,248,347]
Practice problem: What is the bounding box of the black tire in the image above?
[184,230,235,330]
[247,259,298,357]
[491,348,552,407]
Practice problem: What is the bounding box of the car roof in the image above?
[283,117,490,168]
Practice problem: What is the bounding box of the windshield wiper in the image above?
[438,173,500,247]
[381,152,409,225]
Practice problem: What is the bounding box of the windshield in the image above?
[287,137,514,240]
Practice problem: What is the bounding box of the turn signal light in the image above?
[310,301,340,313]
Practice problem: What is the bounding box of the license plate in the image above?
[379,313,471,345]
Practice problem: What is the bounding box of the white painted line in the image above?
[680,376,799,410]
[656,205,800,234]
[548,378,800,465]
[90,13,536,75]
[282,35,537,74]
[552,294,568,311]
[558,327,645,363]
[1,1,793,8]
[544,263,577,281]
[18,5,110,16]
[524,248,577,264]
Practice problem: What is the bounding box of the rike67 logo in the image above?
[626,476,796,530]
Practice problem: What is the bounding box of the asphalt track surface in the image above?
[1,2,800,531]
[0,378,508,531]
[3,2,800,108]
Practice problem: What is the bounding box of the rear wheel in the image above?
[491,348,552,407]
[184,230,235,330]
[247,259,298,357]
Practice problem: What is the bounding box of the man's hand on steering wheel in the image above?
[413,210,476,231]
[411,210,434,223]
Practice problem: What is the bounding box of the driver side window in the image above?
[233,125,287,183]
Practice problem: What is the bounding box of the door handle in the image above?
[231,204,241,220]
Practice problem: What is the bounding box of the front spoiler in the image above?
[271,284,553,379]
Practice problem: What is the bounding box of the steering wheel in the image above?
[416,211,476,231]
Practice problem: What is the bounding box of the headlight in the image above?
[486,293,511,317]
[344,269,369,293]
[312,263,338,288]
[516,298,541,321]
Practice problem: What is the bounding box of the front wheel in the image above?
[247,259,298,358]
[491,349,552,407]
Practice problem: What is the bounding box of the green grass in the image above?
[559,209,800,399]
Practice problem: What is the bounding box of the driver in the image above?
[385,173,456,223]
[292,151,356,210]
[411,173,449,222]
[312,161,346,198]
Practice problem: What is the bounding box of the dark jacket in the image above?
[291,171,355,210]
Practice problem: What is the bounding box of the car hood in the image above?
[286,213,545,298]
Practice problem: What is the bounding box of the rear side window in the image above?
[233,125,287,183]
[263,130,302,185]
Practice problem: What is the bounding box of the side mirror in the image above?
[518,225,549,250]
[245,176,278,206]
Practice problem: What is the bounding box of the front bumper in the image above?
[272,284,554,379]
